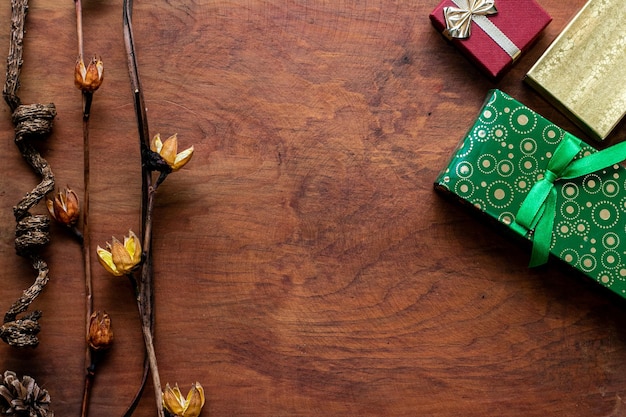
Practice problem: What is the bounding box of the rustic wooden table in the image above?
[2,0,626,416]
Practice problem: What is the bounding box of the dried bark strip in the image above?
[2,0,26,112]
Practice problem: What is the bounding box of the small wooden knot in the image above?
[0,311,42,348]
[14,214,50,256]
[12,103,56,141]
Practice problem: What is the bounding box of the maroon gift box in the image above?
[429,0,551,78]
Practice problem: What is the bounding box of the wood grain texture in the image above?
[2,1,626,416]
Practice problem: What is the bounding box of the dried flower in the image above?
[162,382,205,417]
[46,187,80,226]
[151,134,194,172]
[75,55,104,93]
[87,311,113,351]
[96,230,142,276]
[0,370,53,416]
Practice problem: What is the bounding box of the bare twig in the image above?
[123,1,164,416]
[79,94,95,417]
[74,0,101,415]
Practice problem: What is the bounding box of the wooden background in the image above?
[2,0,626,416]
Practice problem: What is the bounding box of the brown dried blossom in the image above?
[74,55,103,93]
[87,311,113,351]
[46,187,80,227]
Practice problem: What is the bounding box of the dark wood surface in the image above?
[2,1,626,416]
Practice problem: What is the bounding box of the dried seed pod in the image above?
[75,55,104,93]
[46,187,80,227]
[87,311,113,351]
[162,382,204,417]
[96,230,142,277]
[150,134,194,172]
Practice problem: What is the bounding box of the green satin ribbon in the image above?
[515,133,626,267]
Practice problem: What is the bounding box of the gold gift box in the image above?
[525,0,626,141]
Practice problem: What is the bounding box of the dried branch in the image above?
[71,0,107,415]
[123,1,164,416]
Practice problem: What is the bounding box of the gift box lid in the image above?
[435,89,626,299]
[429,0,552,78]
[525,0,626,141]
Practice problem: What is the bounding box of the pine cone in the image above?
[0,371,53,416]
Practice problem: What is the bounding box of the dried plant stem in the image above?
[75,0,84,59]
[123,0,164,416]
[80,354,95,417]
[74,2,97,416]
[138,183,159,404]
[79,89,94,417]
[1,0,56,348]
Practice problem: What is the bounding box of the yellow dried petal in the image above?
[160,134,179,166]
[163,383,186,416]
[74,59,87,90]
[110,237,133,270]
[183,382,205,417]
[46,198,56,219]
[124,230,142,265]
[171,146,194,171]
[151,133,163,153]
[96,246,123,277]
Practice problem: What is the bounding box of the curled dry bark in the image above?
[0,0,57,348]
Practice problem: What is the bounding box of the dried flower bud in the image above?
[162,382,205,417]
[87,311,113,351]
[0,370,53,416]
[96,230,142,277]
[46,187,80,226]
[75,55,104,93]
[151,133,194,172]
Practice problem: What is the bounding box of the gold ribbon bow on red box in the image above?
[443,0,521,59]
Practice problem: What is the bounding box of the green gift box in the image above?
[435,89,626,298]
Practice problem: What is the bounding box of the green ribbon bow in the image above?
[515,133,626,267]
